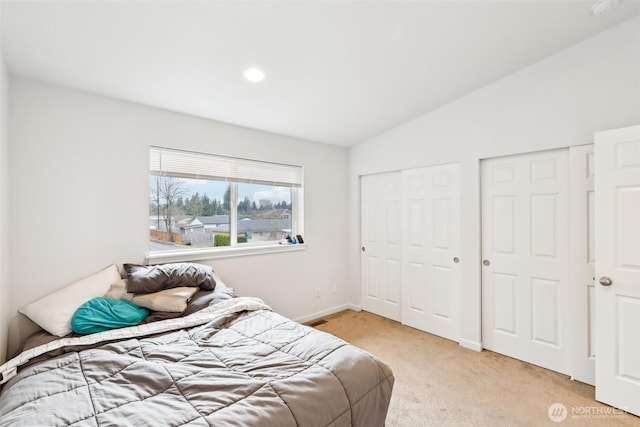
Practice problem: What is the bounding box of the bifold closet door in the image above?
[360,172,402,321]
[401,163,461,341]
[481,149,570,375]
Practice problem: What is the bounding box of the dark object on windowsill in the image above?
[283,235,304,245]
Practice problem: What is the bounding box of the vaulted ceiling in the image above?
[2,1,639,146]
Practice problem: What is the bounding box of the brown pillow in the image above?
[124,263,216,294]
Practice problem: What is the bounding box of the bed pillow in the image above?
[71,297,149,335]
[105,279,133,300]
[106,279,198,312]
[131,287,198,312]
[107,275,226,299]
[141,287,236,323]
[124,262,216,293]
[213,273,228,290]
[183,287,236,316]
[141,309,183,324]
[19,264,122,337]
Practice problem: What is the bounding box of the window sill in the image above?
[146,243,307,265]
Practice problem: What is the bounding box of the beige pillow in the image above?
[19,264,122,337]
[213,273,228,290]
[106,280,200,313]
[131,287,198,312]
[105,279,133,300]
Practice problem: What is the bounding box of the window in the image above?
[148,146,303,260]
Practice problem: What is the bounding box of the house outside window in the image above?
[148,146,303,260]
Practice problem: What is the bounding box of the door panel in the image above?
[361,172,402,321]
[595,125,640,416]
[401,163,461,341]
[492,196,516,253]
[530,277,559,346]
[493,273,517,334]
[569,144,596,385]
[481,149,570,375]
[432,265,452,319]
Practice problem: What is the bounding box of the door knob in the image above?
[361,246,366,252]
[483,260,490,266]
[453,257,460,263]
[599,276,613,286]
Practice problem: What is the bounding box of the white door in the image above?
[481,149,570,375]
[595,125,640,416]
[401,164,461,341]
[361,172,402,321]
[569,144,596,385]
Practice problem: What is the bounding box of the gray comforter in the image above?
[0,298,394,426]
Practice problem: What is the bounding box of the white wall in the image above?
[0,4,10,363]
[7,78,349,357]
[348,17,640,349]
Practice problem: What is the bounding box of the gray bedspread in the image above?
[0,298,394,426]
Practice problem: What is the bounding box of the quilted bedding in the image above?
[0,297,394,426]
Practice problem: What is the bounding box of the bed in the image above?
[0,264,394,426]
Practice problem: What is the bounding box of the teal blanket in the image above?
[71,297,149,335]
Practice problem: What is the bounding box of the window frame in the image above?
[147,146,305,264]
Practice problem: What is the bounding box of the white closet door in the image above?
[569,144,596,385]
[401,163,461,341]
[481,149,570,375]
[595,125,640,416]
[360,172,402,321]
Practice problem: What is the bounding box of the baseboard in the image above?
[459,338,483,352]
[294,304,361,324]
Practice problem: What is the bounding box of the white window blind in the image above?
[150,146,303,187]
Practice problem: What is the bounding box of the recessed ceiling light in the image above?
[243,67,265,82]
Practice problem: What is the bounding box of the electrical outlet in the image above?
[315,288,320,298]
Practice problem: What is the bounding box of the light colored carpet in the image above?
[312,310,640,427]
